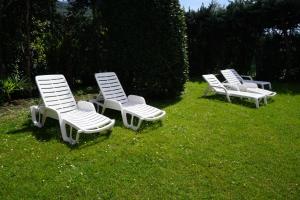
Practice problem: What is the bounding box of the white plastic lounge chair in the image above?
[30,75,115,145]
[90,72,166,130]
[221,69,276,97]
[229,69,272,89]
[202,74,267,108]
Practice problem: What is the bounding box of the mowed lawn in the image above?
[0,81,299,199]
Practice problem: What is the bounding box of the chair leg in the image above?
[75,131,80,143]
[69,126,73,140]
[101,106,106,114]
[203,87,210,96]
[59,119,74,144]
[41,113,47,127]
[255,99,259,108]
[30,106,44,128]
[67,125,79,144]
[264,97,268,105]
[134,118,143,130]
[95,103,100,113]
[121,111,130,128]
[130,116,143,131]
[121,111,142,131]
[226,95,231,103]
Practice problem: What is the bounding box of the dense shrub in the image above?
[100,0,189,98]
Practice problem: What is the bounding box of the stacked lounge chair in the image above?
[202,74,267,108]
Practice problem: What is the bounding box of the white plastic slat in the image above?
[46,98,75,106]
[221,70,241,85]
[202,74,225,92]
[124,104,162,118]
[37,79,65,85]
[43,94,74,103]
[36,75,77,113]
[62,110,111,130]
[107,96,127,104]
[43,90,71,97]
[229,69,244,82]
[41,87,69,93]
[48,101,76,109]
[40,83,68,89]
[55,106,77,114]
[95,72,128,104]
[102,88,123,94]
[100,82,120,88]
[105,93,126,99]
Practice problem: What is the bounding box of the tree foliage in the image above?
[0,0,188,101]
[1,0,300,102]
[186,0,300,81]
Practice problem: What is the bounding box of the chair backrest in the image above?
[221,69,242,85]
[202,74,226,93]
[228,69,243,82]
[35,75,77,114]
[95,72,128,104]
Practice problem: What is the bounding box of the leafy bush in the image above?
[101,0,189,98]
[0,67,31,101]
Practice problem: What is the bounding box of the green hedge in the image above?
[101,0,189,98]
[185,0,300,81]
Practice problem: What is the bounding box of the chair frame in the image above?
[31,75,115,145]
[90,72,166,130]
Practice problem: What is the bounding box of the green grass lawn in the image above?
[0,81,299,199]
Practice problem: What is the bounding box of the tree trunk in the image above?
[91,0,96,22]
[282,28,289,80]
[0,22,4,78]
[24,0,32,81]
[0,3,5,78]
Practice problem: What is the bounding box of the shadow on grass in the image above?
[151,96,182,109]
[4,108,164,147]
[5,116,112,148]
[201,94,270,109]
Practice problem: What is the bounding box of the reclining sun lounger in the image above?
[90,72,166,130]
[229,69,272,89]
[30,75,115,144]
[221,69,276,97]
[202,74,267,108]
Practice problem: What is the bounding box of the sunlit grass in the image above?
[0,81,299,199]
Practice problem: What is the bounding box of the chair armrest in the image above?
[243,82,258,88]
[44,106,61,120]
[104,99,123,110]
[128,95,146,104]
[241,75,253,80]
[210,85,228,94]
[223,83,240,91]
[77,101,96,112]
